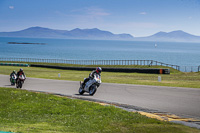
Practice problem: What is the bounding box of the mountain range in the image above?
[0,26,200,42]
[0,27,133,40]
[135,30,200,42]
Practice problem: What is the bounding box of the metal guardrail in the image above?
[179,66,200,72]
[0,58,199,72]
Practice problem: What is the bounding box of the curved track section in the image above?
[0,74,200,120]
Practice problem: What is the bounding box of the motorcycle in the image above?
[79,74,101,96]
[16,75,25,88]
[10,74,17,85]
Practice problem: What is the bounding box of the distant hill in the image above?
[0,27,133,40]
[135,30,200,42]
[1,27,200,42]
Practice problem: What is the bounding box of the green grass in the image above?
[0,64,200,88]
[0,87,199,133]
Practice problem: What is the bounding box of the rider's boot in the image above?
[80,81,84,88]
[82,83,85,88]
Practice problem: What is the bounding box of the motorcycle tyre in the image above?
[19,81,23,88]
[16,84,19,88]
[89,85,97,96]
[79,87,84,95]
[16,79,19,88]
[16,80,22,88]
[11,79,15,85]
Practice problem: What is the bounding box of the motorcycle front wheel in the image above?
[16,83,19,88]
[89,85,97,96]
[11,79,15,85]
[19,81,23,88]
[79,87,84,95]
[16,81,22,88]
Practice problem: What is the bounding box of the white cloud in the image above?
[188,16,192,19]
[55,11,68,17]
[140,12,147,15]
[70,6,110,19]
[55,7,110,23]
[9,6,14,9]
[85,7,110,17]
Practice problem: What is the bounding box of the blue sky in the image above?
[0,0,200,37]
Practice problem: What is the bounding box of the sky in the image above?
[0,0,200,37]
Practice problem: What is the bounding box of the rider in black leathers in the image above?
[16,68,26,81]
[82,67,102,88]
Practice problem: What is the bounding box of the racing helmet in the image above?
[96,67,102,73]
[20,68,23,72]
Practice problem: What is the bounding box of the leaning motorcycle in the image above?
[10,74,17,85]
[79,74,101,96]
[16,75,25,88]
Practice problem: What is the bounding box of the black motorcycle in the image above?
[16,75,25,88]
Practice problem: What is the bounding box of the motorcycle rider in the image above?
[10,70,17,82]
[16,68,26,82]
[82,67,102,88]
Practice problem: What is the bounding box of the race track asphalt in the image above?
[0,74,200,120]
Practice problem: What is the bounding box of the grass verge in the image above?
[0,87,199,133]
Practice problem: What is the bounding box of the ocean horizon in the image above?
[0,37,200,68]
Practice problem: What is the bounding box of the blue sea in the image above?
[0,37,200,67]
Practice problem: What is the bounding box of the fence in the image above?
[179,66,200,72]
[0,57,199,72]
